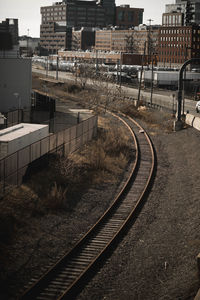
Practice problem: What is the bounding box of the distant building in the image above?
[40,0,105,54]
[71,27,95,51]
[115,5,144,29]
[40,0,144,54]
[0,18,19,57]
[164,0,200,26]
[19,36,40,57]
[158,24,200,68]
[57,49,145,66]
[95,25,159,58]
[158,0,200,67]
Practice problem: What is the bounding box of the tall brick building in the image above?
[158,0,200,67]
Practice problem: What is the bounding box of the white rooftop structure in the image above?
[0,123,49,159]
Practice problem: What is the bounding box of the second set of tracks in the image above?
[20,112,156,300]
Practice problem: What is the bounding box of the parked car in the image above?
[196,101,200,113]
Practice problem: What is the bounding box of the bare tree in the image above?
[125,33,135,53]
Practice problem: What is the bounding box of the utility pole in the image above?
[119,52,122,89]
[95,50,98,76]
[27,29,29,57]
[46,56,48,78]
[147,19,153,67]
[137,41,146,107]
[150,57,154,105]
[56,56,59,80]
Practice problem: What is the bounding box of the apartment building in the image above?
[158,0,200,67]
[158,25,200,68]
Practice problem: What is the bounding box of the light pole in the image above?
[27,29,29,57]
[174,58,200,130]
[13,92,21,123]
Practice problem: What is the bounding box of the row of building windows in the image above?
[159,57,184,63]
[42,6,66,12]
[45,12,66,16]
[161,43,189,48]
[160,29,191,34]
[160,36,191,42]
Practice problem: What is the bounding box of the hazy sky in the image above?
[0,0,173,37]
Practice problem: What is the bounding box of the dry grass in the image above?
[121,103,174,133]
[0,115,133,240]
[44,182,68,210]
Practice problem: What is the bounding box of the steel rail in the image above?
[19,112,155,300]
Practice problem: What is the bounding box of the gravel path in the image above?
[77,123,200,300]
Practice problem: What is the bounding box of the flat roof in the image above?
[0,123,48,142]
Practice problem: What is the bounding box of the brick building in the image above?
[40,0,145,54]
[57,49,144,65]
[40,0,105,54]
[72,28,95,51]
[95,25,159,57]
[115,5,144,29]
[158,0,200,67]
[158,25,200,68]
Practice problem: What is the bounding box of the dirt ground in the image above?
[1,74,200,299]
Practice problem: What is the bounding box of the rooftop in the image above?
[0,123,48,142]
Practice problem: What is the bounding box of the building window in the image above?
[118,11,125,22]
[128,12,134,22]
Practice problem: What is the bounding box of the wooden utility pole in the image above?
[56,56,59,80]
[150,57,154,105]
[137,41,146,107]
[147,19,153,67]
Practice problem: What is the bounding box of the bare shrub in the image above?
[0,213,16,243]
[45,182,67,210]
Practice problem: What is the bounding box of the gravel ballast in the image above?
[78,122,200,300]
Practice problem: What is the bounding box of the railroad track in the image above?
[20,112,155,300]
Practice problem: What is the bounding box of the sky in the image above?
[0,0,174,37]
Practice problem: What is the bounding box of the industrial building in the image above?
[57,49,144,65]
[40,0,144,54]
[95,25,159,56]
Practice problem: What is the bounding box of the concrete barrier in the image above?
[193,116,200,131]
[185,114,195,127]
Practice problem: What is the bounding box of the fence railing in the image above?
[0,115,97,196]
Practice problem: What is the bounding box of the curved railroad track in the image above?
[20,112,155,300]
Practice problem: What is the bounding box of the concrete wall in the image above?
[0,58,32,113]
